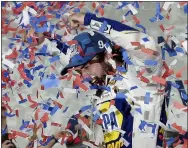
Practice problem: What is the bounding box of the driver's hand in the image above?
[69,13,86,29]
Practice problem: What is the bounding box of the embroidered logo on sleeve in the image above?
[90,20,111,34]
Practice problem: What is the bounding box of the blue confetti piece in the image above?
[20,121,30,130]
[133,2,139,8]
[130,86,138,90]
[99,21,108,33]
[41,78,60,89]
[8,43,15,49]
[40,45,48,53]
[3,71,9,77]
[43,104,50,110]
[169,82,180,89]
[80,105,92,113]
[142,37,149,42]
[149,17,157,22]
[100,86,111,92]
[115,92,127,99]
[166,137,175,146]
[122,49,134,65]
[135,108,142,114]
[63,107,69,113]
[184,4,188,14]
[39,136,53,146]
[27,37,33,44]
[117,66,127,73]
[43,122,47,128]
[144,92,150,104]
[144,60,158,66]
[124,10,133,16]
[181,92,188,101]
[112,75,124,81]
[1,125,7,135]
[50,105,59,116]
[56,13,61,19]
[136,24,146,33]
[35,25,48,33]
[56,92,59,99]
[23,80,32,87]
[4,112,16,117]
[48,107,53,112]
[19,99,27,104]
[164,43,177,57]
[139,120,147,130]
[93,113,100,122]
[152,124,157,135]
[161,48,165,60]
[175,47,185,53]
[49,25,55,33]
[156,2,161,14]
[73,8,80,13]
[156,14,164,20]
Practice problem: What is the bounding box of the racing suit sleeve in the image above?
[84,12,158,57]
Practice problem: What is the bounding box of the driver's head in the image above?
[61,32,123,80]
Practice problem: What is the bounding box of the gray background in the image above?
[1,2,187,147]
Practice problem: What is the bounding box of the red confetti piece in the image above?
[176,66,187,78]
[179,2,187,6]
[78,2,85,9]
[92,2,98,9]
[59,91,64,99]
[30,103,38,108]
[17,63,31,81]
[110,100,115,106]
[15,110,19,117]
[5,49,18,59]
[173,101,187,112]
[140,76,150,83]
[51,122,62,127]
[2,95,10,102]
[18,94,24,101]
[141,47,155,55]
[98,7,104,16]
[11,130,29,138]
[68,2,75,6]
[182,139,188,148]
[137,68,146,78]
[159,24,165,32]
[133,15,140,24]
[3,103,13,113]
[96,119,103,125]
[34,108,40,120]
[41,85,44,90]
[131,42,141,46]
[53,100,63,109]
[67,40,78,45]
[73,75,88,91]
[152,76,166,85]
[40,113,49,123]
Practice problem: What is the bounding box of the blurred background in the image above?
[1,2,187,147]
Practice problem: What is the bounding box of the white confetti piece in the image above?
[120,137,130,147]
[83,141,98,148]
[127,4,138,15]
[182,40,187,53]
[169,59,177,69]
[162,2,174,11]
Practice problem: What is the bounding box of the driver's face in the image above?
[75,60,105,79]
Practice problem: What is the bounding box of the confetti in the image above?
[152,76,166,85]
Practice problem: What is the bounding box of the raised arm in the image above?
[70,13,158,55]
